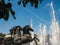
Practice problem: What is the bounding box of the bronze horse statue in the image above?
[14,25,40,45]
[1,25,40,45]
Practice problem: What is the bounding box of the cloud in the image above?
[44,3,50,8]
[22,7,49,25]
[46,3,50,7]
[58,9,60,11]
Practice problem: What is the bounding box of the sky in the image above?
[0,0,60,34]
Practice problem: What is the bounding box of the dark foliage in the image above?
[0,0,43,21]
[0,0,16,21]
[18,0,43,8]
[0,33,5,38]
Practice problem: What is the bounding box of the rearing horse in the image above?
[21,25,40,45]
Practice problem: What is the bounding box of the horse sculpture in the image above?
[1,25,40,45]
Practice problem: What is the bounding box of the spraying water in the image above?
[38,24,47,45]
[50,2,60,45]
[27,1,60,45]
[30,18,35,45]
[37,1,60,45]
[38,24,43,45]
[42,24,47,45]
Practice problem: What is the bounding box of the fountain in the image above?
[0,1,60,45]
[42,24,47,45]
[30,18,35,45]
[38,24,47,45]
[37,1,60,45]
[17,1,60,45]
[50,2,60,45]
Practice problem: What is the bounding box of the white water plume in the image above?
[50,2,60,45]
[38,24,47,45]
[29,1,60,45]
